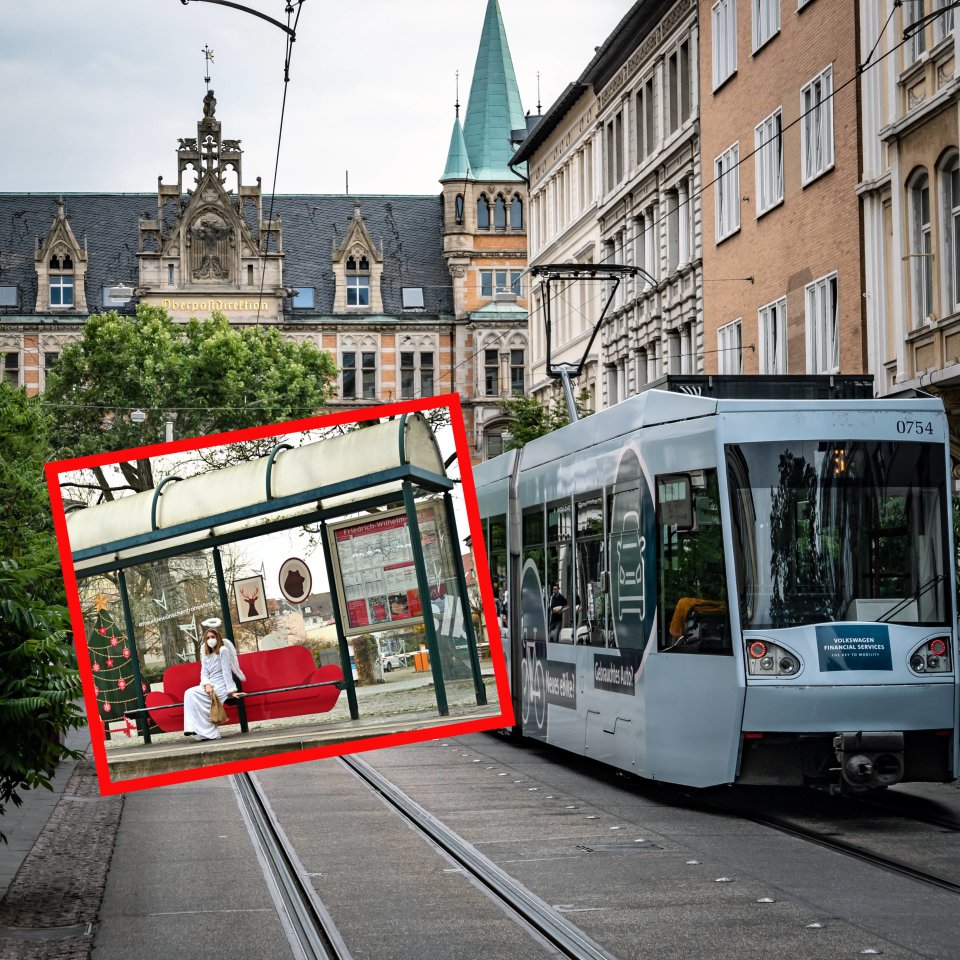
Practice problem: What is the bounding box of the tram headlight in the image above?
[745,638,803,677]
[908,636,953,675]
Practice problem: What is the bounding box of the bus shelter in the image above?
[66,413,486,744]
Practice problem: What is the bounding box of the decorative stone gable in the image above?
[332,202,384,313]
[137,91,285,322]
[34,199,88,312]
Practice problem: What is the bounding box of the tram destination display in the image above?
[328,505,443,636]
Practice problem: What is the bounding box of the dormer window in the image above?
[49,254,75,308]
[35,201,88,313]
[346,256,370,306]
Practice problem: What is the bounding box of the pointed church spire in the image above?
[441,114,474,182]
[461,0,525,181]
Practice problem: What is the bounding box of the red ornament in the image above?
[98,626,107,636]
[103,702,112,713]
[110,636,119,646]
[106,658,114,668]
[117,678,126,690]
[92,662,100,673]
[122,647,131,659]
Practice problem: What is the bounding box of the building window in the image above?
[935,0,955,43]
[636,77,656,162]
[944,156,960,313]
[477,195,491,229]
[717,319,743,374]
[455,194,465,225]
[49,274,74,307]
[712,0,737,89]
[715,142,741,241]
[3,351,19,387]
[905,1,927,66]
[494,194,507,229]
[360,351,376,399]
[400,349,435,399]
[168,264,175,285]
[401,287,424,309]
[801,66,834,185]
[666,191,680,273]
[510,195,523,229]
[485,348,500,396]
[292,287,315,309]
[758,297,787,373]
[911,172,933,325]
[485,428,505,459]
[480,269,524,298]
[665,40,690,135]
[805,272,839,373]
[0,285,17,307]
[44,351,59,377]
[510,348,525,394]
[341,351,357,398]
[605,110,624,191]
[753,0,780,51]
[755,108,784,215]
[346,275,368,306]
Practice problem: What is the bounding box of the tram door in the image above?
[643,471,744,787]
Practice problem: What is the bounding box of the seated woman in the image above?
[183,627,245,742]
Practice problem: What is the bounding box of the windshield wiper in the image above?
[877,573,945,623]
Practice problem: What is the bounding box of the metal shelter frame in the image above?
[66,413,486,744]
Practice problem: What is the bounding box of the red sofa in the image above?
[144,644,344,733]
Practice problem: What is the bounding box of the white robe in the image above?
[183,640,246,740]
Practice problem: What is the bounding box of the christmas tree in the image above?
[86,592,144,735]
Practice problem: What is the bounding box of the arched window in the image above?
[494,194,507,229]
[455,194,465,225]
[509,194,523,229]
[477,195,490,229]
[910,171,933,326]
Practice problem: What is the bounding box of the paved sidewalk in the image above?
[0,726,90,901]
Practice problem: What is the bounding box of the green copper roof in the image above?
[461,0,525,182]
[441,115,474,182]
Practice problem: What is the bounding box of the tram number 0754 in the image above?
[896,419,934,435]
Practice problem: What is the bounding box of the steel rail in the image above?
[233,772,352,960]
[341,755,618,960]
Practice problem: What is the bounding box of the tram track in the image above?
[232,771,353,960]
[340,754,618,960]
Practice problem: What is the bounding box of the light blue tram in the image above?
[474,386,958,791]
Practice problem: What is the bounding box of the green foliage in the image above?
[0,383,84,842]
[45,306,339,467]
[499,390,592,450]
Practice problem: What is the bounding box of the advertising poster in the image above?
[330,505,441,635]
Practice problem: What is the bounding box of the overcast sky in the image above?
[1,0,627,196]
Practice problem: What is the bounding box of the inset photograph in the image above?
[46,396,511,795]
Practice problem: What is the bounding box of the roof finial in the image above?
[202,44,214,93]
[537,71,542,115]
[455,69,460,119]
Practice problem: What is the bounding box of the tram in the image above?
[474,382,958,792]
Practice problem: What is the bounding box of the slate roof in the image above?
[0,192,454,320]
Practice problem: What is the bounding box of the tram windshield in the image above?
[726,440,950,629]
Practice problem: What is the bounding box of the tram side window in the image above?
[522,507,546,630]
[657,470,731,654]
[576,497,607,646]
[547,502,574,643]
[487,514,508,621]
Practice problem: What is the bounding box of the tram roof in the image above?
[66,413,449,575]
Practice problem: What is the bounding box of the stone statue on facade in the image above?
[203,89,217,119]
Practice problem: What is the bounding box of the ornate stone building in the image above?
[0,0,529,462]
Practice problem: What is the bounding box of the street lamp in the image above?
[178,0,300,39]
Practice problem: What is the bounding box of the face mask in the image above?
[206,637,218,649]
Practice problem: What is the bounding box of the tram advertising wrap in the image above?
[475,384,959,793]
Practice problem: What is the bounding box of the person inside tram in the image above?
[667,596,727,649]
[548,583,568,642]
[183,626,246,742]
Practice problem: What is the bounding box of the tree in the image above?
[0,382,83,842]
[45,306,340,667]
[499,389,592,449]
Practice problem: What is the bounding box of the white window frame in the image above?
[753,0,780,52]
[715,142,741,242]
[346,274,369,307]
[934,0,955,43]
[905,1,928,67]
[717,319,743,374]
[804,272,839,373]
[712,0,738,89]
[801,65,834,185]
[910,172,934,326]
[758,297,787,373]
[755,108,784,216]
[49,274,74,308]
[399,346,436,399]
[943,155,960,313]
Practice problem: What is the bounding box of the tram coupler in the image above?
[833,731,905,791]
